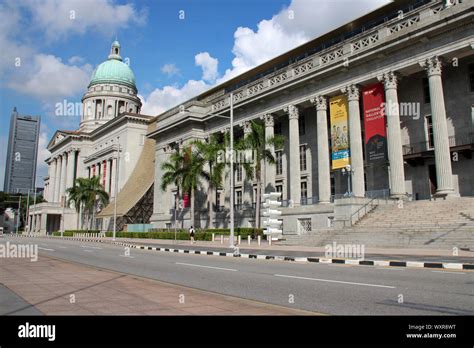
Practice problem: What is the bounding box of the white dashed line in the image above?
[175,262,237,272]
[274,274,396,289]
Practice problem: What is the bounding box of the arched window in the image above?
[107,105,113,117]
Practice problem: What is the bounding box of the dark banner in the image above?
[363,83,387,164]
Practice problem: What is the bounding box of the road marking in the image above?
[81,245,102,249]
[119,255,135,258]
[431,270,465,275]
[83,249,93,252]
[58,246,67,249]
[274,274,396,289]
[176,262,238,272]
[38,247,55,251]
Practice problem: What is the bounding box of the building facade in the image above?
[28,41,153,234]
[148,0,474,234]
[3,108,41,194]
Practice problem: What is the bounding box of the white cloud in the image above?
[195,52,219,82]
[218,0,390,83]
[161,63,180,77]
[8,54,93,101]
[140,80,210,116]
[18,0,147,42]
[36,127,51,184]
[141,0,390,116]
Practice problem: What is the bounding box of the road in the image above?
[1,236,473,315]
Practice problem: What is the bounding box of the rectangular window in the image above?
[276,184,283,200]
[275,151,283,175]
[236,164,242,182]
[299,115,306,135]
[469,64,474,92]
[423,78,431,104]
[236,190,242,208]
[301,181,308,201]
[300,145,307,171]
[426,115,434,149]
[216,191,221,210]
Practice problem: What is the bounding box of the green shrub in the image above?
[64,230,100,234]
[52,231,73,236]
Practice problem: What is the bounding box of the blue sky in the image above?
[0,0,389,190]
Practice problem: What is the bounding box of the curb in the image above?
[8,234,474,271]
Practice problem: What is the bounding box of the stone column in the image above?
[241,121,252,205]
[342,84,365,198]
[49,159,57,202]
[59,153,67,202]
[310,95,331,203]
[378,72,406,198]
[66,151,75,196]
[263,114,276,193]
[420,56,454,196]
[285,104,301,205]
[54,156,62,203]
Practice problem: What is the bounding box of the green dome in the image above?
[89,41,136,90]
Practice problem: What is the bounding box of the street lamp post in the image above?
[229,92,234,247]
[342,165,354,197]
[112,136,120,241]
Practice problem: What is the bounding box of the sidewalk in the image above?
[0,254,316,315]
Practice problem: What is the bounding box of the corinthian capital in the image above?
[419,56,442,77]
[341,84,360,101]
[261,113,274,127]
[377,71,399,90]
[284,104,299,120]
[310,95,327,111]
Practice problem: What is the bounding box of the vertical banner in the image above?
[363,83,387,163]
[330,95,350,169]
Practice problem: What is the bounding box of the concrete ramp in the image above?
[98,124,155,218]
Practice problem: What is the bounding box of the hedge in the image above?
[104,228,265,241]
[52,231,74,237]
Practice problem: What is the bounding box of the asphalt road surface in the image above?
[2,236,473,315]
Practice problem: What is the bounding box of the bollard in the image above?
[258,235,261,246]
[248,235,251,245]
[269,236,272,246]
[220,235,224,244]
[238,235,241,245]
[212,233,215,242]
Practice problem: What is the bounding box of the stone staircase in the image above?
[280,197,474,250]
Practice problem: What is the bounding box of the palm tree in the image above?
[192,134,226,228]
[161,145,207,228]
[161,148,186,228]
[67,176,109,231]
[236,120,285,229]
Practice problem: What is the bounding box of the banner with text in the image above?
[363,83,387,164]
[330,95,350,169]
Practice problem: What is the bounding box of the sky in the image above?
[0,0,390,190]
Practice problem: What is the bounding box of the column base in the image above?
[390,193,409,200]
[433,189,459,199]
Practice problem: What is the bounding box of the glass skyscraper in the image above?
[3,107,41,194]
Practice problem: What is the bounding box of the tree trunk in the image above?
[208,166,214,229]
[190,188,195,228]
[256,176,262,229]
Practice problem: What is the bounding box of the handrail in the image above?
[348,197,379,227]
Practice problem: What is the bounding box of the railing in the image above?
[211,0,458,112]
[403,132,473,156]
[365,189,390,199]
[348,197,379,227]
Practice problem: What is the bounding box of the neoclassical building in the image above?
[148,0,473,234]
[29,41,154,233]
